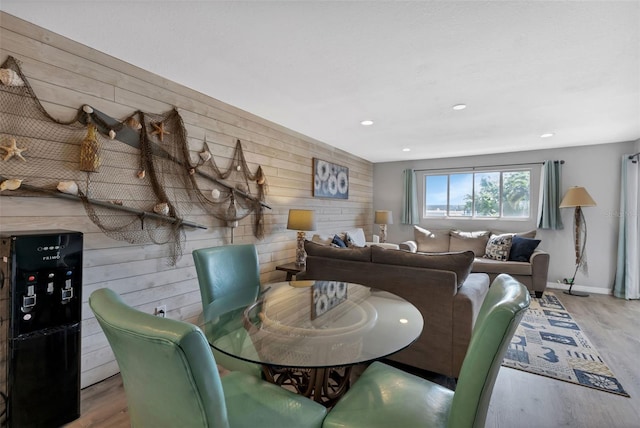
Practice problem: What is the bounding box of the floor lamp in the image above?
[559,186,597,297]
[287,209,317,266]
[374,210,393,243]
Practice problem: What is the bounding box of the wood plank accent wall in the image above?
[0,12,373,388]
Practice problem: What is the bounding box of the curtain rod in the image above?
[414,160,564,173]
[629,152,640,160]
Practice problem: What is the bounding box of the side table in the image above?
[276,262,305,281]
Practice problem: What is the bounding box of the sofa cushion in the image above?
[508,236,541,262]
[473,258,532,276]
[484,233,513,261]
[413,226,451,253]
[493,229,537,239]
[517,230,537,239]
[305,240,372,262]
[367,242,400,250]
[449,230,491,257]
[344,228,367,247]
[371,246,474,287]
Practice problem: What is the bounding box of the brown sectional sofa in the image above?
[298,241,490,378]
[401,227,550,298]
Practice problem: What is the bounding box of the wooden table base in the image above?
[262,365,352,407]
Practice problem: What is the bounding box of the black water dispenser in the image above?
[0,230,82,427]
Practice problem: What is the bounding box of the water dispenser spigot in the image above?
[21,284,36,313]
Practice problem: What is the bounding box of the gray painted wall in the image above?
[373,141,638,295]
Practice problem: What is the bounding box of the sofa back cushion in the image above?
[304,240,372,262]
[449,230,491,257]
[493,229,537,239]
[413,226,451,253]
[371,246,474,287]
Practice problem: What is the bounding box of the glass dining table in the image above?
[200,280,423,406]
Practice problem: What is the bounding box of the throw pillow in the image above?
[413,226,450,252]
[371,246,474,287]
[344,233,358,248]
[508,236,541,262]
[332,235,347,248]
[484,233,513,261]
[343,228,367,247]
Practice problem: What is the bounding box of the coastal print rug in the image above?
[502,291,629,397]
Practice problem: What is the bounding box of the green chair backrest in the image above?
[448,274,530,428]
[192,244,261,309]
[89,288,230,428]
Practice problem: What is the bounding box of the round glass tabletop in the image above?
[201,280,423,368]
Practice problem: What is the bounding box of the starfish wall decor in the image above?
[150,121,170,142]
[0,138,27,161]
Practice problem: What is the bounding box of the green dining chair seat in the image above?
[323,361,454,427]
[323,274,530,428]
[193,244,263,377]
[222,371,327,427]
[90,288,327,428]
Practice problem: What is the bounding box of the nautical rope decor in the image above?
[0,55,269,264]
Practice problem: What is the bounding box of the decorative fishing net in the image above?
[0,56,268,264]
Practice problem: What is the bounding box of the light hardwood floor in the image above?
[66,289,640,428]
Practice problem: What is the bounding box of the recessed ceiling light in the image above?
[540,133,555,138]
[360,120,374,126]
[402,148,411,152]
[452,104,467,110]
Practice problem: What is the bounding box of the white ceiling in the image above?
[2,1,639,163]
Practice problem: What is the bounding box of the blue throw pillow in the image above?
[332,235,347,248]
[508,236,541,262]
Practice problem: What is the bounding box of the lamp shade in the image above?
[374,210,393,225]
[559,187,597,208]
[287,209,317,231]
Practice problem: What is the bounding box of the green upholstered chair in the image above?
[322,274,530,428]
[192,244,262,377]
[192,244,261,307]
[89,288,327,428]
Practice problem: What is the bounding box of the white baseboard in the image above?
[546,281,612,295]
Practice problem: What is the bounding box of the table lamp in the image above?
[287,209,317,265]
[374,210,393,243]
[559,186,596,297]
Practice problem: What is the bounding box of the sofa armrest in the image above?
[399,240,418,253]
[529,250,550,294]
[452,273,491,375]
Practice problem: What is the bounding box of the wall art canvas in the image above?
[311,281,348,320]
[313,158,349,199]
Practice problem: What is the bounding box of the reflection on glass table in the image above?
[201,280,423,406]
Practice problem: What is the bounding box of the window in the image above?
[424,169,531,219]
